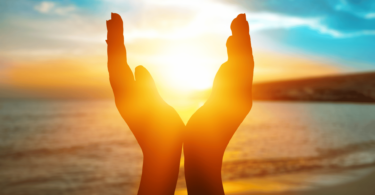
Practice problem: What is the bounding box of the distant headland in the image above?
[252,72,375,103]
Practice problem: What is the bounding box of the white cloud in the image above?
[242,12,375,38]
[34,1,76,15]
[303,19,375,38]
[34,1,55,13]
[112,0,375,41]
[25,0,375,50]
[365,13,375,19]
[55,6,76,15]
[245,13,320,31]
[117,0,241,40]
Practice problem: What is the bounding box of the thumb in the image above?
[135,66,161,99]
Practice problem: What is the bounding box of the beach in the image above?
[1,100,375,194]
[225,168,375,195]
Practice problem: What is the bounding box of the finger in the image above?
[135,66,162,100]
[213,14,254,101]
[107,13,135,101]
[107,13,124,44]
[226,13,253,62]
[231,13,249,37]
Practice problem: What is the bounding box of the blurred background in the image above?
[1,0,375,194]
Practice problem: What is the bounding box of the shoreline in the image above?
[228,166,375,195]
[175,166,375,195]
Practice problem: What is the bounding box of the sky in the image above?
[1,0,375,105]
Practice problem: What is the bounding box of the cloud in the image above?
[1,57,112,99]
[365,13,375,19]
[233,12,375,38]
[252,51,343,83]
[224,0,375,38]
[34,1,54,13]
[34,1,76,15]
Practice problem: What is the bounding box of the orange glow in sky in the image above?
[1,0,347,117]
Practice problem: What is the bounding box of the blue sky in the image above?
[231,0,375,69]
[0,0,375,99]
[1,0,374,67]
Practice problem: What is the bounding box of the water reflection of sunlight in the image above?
[175,178,299,195]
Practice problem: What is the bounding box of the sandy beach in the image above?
[229,168,375,195]
[1,100,375,195]
[175,166,375,195]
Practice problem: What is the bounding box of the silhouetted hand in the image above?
[184,14,254,195]
[106,13,184,195]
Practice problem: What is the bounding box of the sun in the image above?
[147,47,221,122]
[167,56,213,90]
[160,49,218,92]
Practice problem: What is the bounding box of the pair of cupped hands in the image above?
[106,13,254,195]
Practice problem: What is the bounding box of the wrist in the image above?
[183,143,225,195]
[138,144,183,195]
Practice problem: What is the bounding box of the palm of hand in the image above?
[186,14,253,152]
[107,12,253,195]
[183,14,254,195]
[107,13,184,155]
[122,72,184,155]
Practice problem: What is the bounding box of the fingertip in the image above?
[108,13,123,26]
[135,65,160,97]
[237,13,246,20]
[231,13,249,36]
[107,13,124,41]
[135,65,151,81]
[226,35,240,60]
[111,13,122,22]
[135,65,146,74]
[226,35,234,48]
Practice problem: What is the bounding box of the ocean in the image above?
[1,100,375,195]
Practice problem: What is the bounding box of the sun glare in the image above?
[159,49,217,91]
[167,56,213,90]
[146,47,221,122]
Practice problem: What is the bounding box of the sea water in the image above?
[0,100,374,195]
